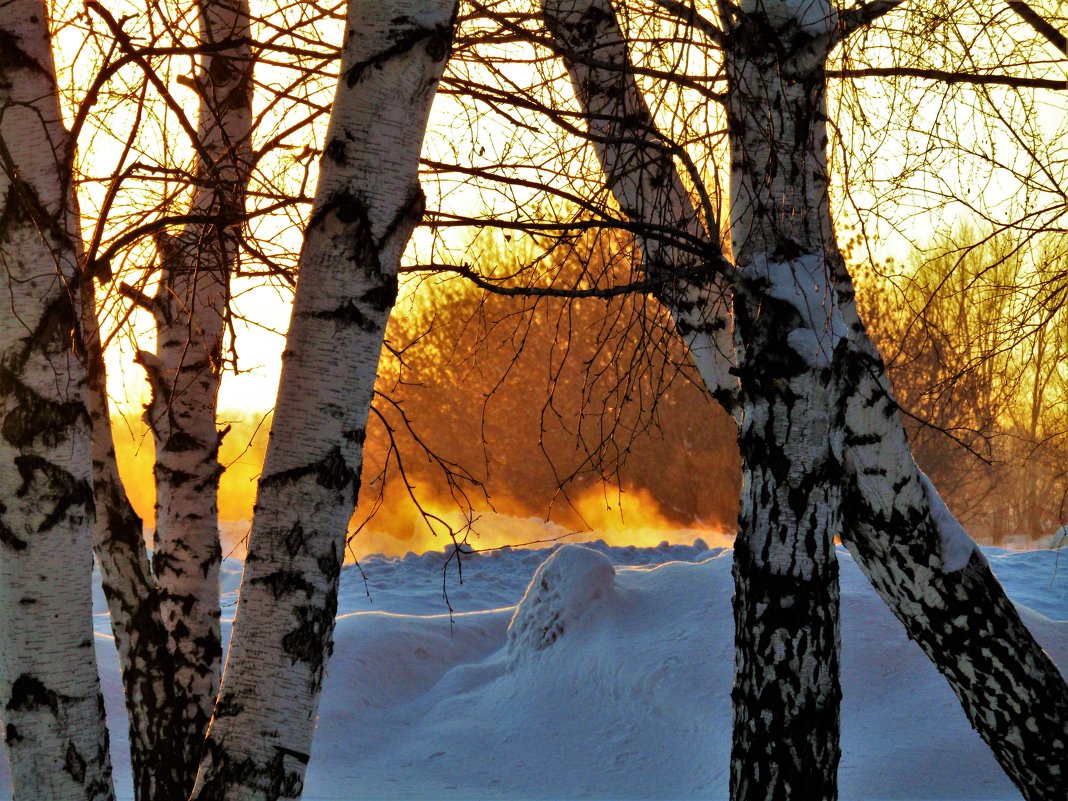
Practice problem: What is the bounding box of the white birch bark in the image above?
[190,1,458,798]
[540,2,1067,798]
[137,0,253,781]
[540,0,735,404]
[0,2,115,799]
[725,7,844,797]
[82,281,184,801]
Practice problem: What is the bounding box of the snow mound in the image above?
[18,539,1067,800]
[507,544,615,664]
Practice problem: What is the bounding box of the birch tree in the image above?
[0,1,116,798]
[130,0,253,777]
[536,0,1068,799]
[539,0,843,793]
[70,0,257,796]
[6,0,458,798]
[190,1,458,797]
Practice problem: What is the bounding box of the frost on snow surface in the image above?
[4,535,1064,800]
[739,253,846,367]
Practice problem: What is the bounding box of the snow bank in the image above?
[5,539,1065,800]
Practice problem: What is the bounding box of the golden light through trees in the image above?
[55,0,1068,556]
[111,231,745,559]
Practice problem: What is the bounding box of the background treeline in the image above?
[112,227,1067,555]
[856,228,1068,546]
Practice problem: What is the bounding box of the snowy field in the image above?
[4,538,1066,800]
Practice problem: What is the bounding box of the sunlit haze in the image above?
[55,0,1068,556]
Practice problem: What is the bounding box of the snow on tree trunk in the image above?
[539,0,735,403]
[538,2,1068,798]
[832,263,1068,800]
[0,3,115,799]
[543,2,843,796]
[189,2,458,798]
[133,0,253,786]
[81,282,184,801]
[725,7,844,798]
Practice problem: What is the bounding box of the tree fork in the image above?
[535,2,1066,799]
[135,0,254,789]
[541,1,845,796]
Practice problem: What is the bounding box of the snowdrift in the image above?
[3,541,1065,800]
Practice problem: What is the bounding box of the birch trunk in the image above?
[725,8,844,797]
[814,7,1068,790]
[543,3,843,797]
[539,0,735,403]
[832,265,1068,799]
[539,2,1067,797]
[190,2,458,798]
[136,0,253,783]
[81,281,184,801]
[0,2,115,799]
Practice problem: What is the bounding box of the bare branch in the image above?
[839,0,908,39]
[1006,1,1067,56]
[401,261,704,299]
[651,0,725,46]
[828,66,1067,90]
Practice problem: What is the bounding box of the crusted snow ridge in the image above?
[740,253,845,367]
[918,471,983,573]
[506,544,615,666]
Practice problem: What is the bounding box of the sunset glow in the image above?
[60,0,1068,555]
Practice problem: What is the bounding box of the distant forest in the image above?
[112,228,1067,555]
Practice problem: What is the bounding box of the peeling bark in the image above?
[189,2,458,798]
[0,2,115,799]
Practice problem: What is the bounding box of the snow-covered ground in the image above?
[5,539,1067,800]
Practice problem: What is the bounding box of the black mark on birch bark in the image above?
[13,455,93,532]
[0,31,50,80]
[7,674,63,715]
[344,22,454,87]
[0,501,28,550]
[252,570,315,600]
[260,446,358,494]
[282,600,337,692]
[65,741,87,783]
